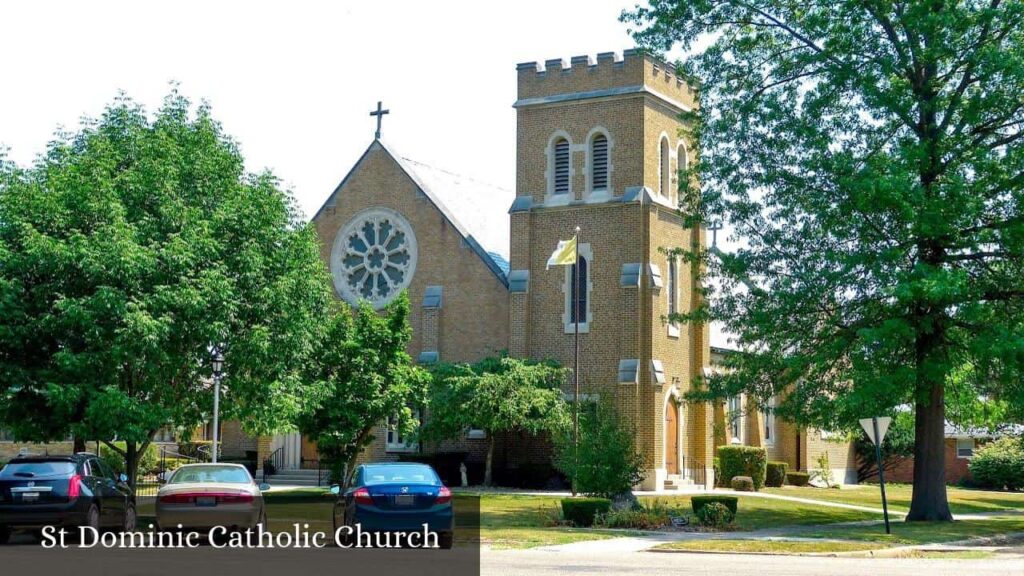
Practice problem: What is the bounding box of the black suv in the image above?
[0,453,136,544]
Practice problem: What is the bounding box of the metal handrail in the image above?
[264,446,285,480]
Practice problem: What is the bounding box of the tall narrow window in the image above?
[763,397,775,445]
[591,134,608,192]
[659,137,670,197]
[569,255,588,324]
[676,142,688,203]
[728,396,743,443]
[668,257,678,317]
[553,138,570,194]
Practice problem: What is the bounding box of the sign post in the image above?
[859,416,892,534]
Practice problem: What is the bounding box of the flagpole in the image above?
[572,225,581,497]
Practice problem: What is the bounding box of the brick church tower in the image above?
[508,50,714,490]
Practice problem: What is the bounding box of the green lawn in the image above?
[654,539,883,554]
[763,484,1024,515]
[637,494,882,531]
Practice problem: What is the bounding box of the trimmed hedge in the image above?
[731,475,755,492]
[717,445,767,490]
[766,461,788,487]
[691,495,739,517]
[561,498,612,527]
[786,471,810,486]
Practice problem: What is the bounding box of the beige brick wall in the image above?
[0,441,75,460]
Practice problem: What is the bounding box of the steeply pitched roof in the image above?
[313,139,512,285]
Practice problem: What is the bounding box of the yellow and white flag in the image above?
[546,236,578,269]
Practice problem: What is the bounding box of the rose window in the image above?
[330,207,418,308]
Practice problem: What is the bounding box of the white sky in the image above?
[0,0,736,348]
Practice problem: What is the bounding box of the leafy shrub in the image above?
[766,461,788,487]
[177,441,214,460]
[691,495,739,517]
[717,445,767,490]
[561,498,612,527]
[536,505,572,527]
[731,475,755,491]
[810,451,836,488]
[696,502,734,528]
[595,500,688,530]
[713,457,725,487]
[555,403,644,497]
[969,437,1024,491]
[786,471,810,486]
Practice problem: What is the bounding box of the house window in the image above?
[763,398,776,445]
[956,438,975,459]
[553,138,570,195]
[659,136,670,197]
[728,396,744,443]
[563,243,593,333]
[153,428,176,443]
[467,429,486,440]
[590,133,609,192]
[386,410,420,453]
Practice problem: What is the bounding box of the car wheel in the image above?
[123,504,137,532]
[439,532,454,550]
[0,526,10,545]
[83,504,100,536]
[259,509,267,530]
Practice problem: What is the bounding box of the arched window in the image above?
[553,138,570,195]
[659,137,670,197]
[590,134,609,192]
[569,255,588,325]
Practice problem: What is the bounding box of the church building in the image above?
[252,49,714,492]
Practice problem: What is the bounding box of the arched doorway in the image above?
[665,397,681,475]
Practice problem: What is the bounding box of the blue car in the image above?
[332,463,453,549]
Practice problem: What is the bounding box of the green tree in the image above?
[424,357,570,486]
[0,91,332,486]
[554,401,645,498]
[625,1,1024,520]
[297,293,431,489]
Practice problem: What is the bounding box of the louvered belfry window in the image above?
[591,134,608,191]
[553,138,570,194]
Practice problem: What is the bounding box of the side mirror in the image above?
[329,485,341,495]
[118,473,128,483]
[259,483,271,492]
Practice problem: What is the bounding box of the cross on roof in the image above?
[370,101,389,140]
[707,221,723,248]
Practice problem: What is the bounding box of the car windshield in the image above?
[0,461,76,478]
[362,465,439,486]
[169,466,251,484]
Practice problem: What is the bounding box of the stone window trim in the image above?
[508,270,530,293]
[330,206,418,310]
[651,360,666,385]
[658,133,671,199]
[667,256,680,338]
[421,285,443,309]
[562,243,594,334]
[545,130,577,204]
[584,126,614,201]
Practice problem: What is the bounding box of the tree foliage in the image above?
[854,410,916,481]
[625,0,1024,520]
[424,356,570,486]
[297,293,430,488]
[0,91,332,485]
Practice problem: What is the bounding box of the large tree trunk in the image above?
[906,325,953,522]
[73,437,87,454]
[483,434,495,487]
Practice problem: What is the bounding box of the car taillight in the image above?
[435,486,452,505]
[68,474,82,500]
[353,487,373,505]
[159,493,193,504]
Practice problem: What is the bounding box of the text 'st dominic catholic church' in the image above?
[259,49,713,492]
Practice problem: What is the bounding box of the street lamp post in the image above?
[212,352,224,464]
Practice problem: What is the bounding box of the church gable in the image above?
[312,139,510,364]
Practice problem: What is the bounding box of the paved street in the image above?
[482,547,1024,576]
